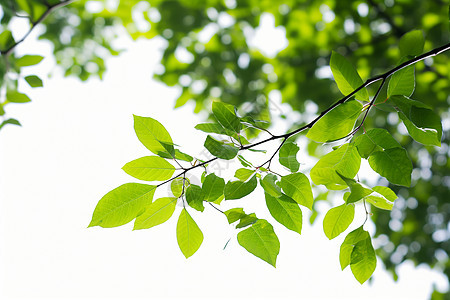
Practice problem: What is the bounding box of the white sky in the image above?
[0,15,448,300]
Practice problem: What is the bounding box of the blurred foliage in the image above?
[1,0,449,296]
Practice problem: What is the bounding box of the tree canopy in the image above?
[1,0,449,298]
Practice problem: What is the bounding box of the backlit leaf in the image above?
[330,51,369,101]
[204,135,239,160]
[89,183,156,228]
[133,115,174,156]
[306,100,363,143]
[122,156,175,181]
[310,143,361,190]
[260,174,282,198]
[224,175,257,200]
[339,226,369,270]
[354,128,401,158]
[25,75,43,87]
[399,30,424,57]
[15,54,44,67]
[186,184,205,212]
[279,172,314,209]
[265,193,302,234]
[177,208,203,258]
[202,173,225,201]
[350,235,377,284]
[368,148,412,186]
[279,141,300,172]
[212,101,241,133]
[237,219,280,267]
[6,90,31,103]
[387,65,415,97]
[133,197,177,230]
[323,203,355,240]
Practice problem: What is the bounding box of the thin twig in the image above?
[153,43,450,194]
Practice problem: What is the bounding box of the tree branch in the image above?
[0,0,74,57]
[153,42,450,190]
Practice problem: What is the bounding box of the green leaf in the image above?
[195,123,229,135]
[354,128,401,158]
[340,226,369,270]
[224,208,246,224]
[6,90,31,103]
[0,30,15,51]
[279,141,300,172]
[278,173,314,209]
[330,51,369,101]
[365,186,397,210]
[157,149,193,162]
[177,208,203,258]
[171,178,184,197]
[224,175,257,200]
[0,118,21,130]
[234,168,255,181]
[15,55,44,67]
[122,156,175,181]
[186,185,205,212]
[237,155,253,167]
[204,135,239,160]
[387,65,415,97]
[265,193,302,234]
[237,219,280,267]
[390,95,442,146]
[89,183,156,228]
[310,143,361,190]
[236,213,258,228]
[323,203,355,240]
[24,75,43,87]
[337,174,373,204]
[212,101,241,133]
[306,100,363,142]
[350,235,377,284]
[399,30,424,57]
[202,173,225,201]
[133,115,174,156]
[133,197,177,230]
[260,174,282,198]
[368,148,412,186]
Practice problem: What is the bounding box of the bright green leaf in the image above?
[122,156,175,181]
[24,75,43,87]
[237,219,280,267]
[350,235,377,284]
[330,51,369,101]
[133,197,177,230]
[195,123,228,135]
[6,90,31,103]
[340,226,369,270]
[186,184,205,212]
[265,193,302,234]
[387,65,415,97]
[224,175,257,200]
[202,173,225,201]
[390,95,442,146]
[337,174,373,204]
[365,186,397,210]
[260,174,282,198]
[323,203,355,240]
[368,148,412,186]
[204,135,239,160]
[89,183,156,228]
[15,55,44,67]
[306,100,363,142]
[279,172,314,209]
[171,178,184,197]
[224,208,246,224]
[236,213,258,228]
[133,115,174,156]
[399,30,424,57]
[354,128,401,158]
[0,30,15,51]
[212,101,241,133]
[310,143,361,190]
[234,168,255,181]
[177,208,203,258]
[279,141,300,172]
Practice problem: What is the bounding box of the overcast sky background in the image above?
[0,14,448,299]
